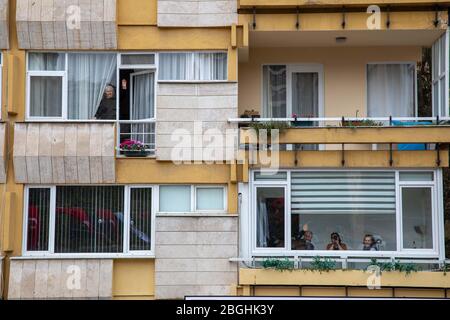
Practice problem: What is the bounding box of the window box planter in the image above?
[120,150,152,157]
[239,268,450,288]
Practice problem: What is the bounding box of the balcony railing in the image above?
[117,120,156,157]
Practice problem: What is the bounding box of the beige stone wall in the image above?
[0,122,6,183]
[0,0,8,49]
[157,0,237,27]
[13,123,115,184]
[155,215,238,299]
[156,83,238,162]
[8,259,113,299]
[16,0,117,50]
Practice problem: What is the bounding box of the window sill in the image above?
[157,212,237,217]
[13,255,155,260]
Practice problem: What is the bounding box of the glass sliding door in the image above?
[262,65,287,118]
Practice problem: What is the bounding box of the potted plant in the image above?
[119,139,151,157]
[291,113,314,127]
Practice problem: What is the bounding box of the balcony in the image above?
[13,122,116,184]
[117,120,156,158]
[233,117,450,168]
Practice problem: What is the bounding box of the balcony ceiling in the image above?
[249,29,445,47]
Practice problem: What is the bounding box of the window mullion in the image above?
[49,186,57,254]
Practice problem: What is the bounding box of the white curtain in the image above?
[28,52,65,71]
[29,76,63,117]
[257,201,269,247]
[159,52,227,81]
[292,72,319,117]
[132,72,154,120]
[262,65,287,118]
[68,53,117,119]
[367,64,415,117]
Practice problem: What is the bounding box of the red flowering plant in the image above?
[119,139,146,152]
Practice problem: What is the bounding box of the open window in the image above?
[117,53,156,156]
[432,31,449,117]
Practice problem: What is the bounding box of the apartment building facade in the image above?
[0,0,450,300]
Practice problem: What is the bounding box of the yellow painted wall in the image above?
[113,259,155,299]
[117,0,157,26]
[239,0,450,7]
[239,11,447,31]
[238,46,421,117]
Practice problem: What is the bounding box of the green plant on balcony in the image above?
[342,119,384,128]
[248,121,290,137]
[368,258,420,275]
[308,256,337,273]
[262,258,295,272]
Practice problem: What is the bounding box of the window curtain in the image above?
[159,52,227,81]
[132,72,154,120]
[257,200,269,247]
[262,65,287,118]
[29,76,63,117]
[292,72,319,117]
[68,53,117,119]
[367,64,415,117]
[28,52,65,71]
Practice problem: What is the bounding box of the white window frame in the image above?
[249,169,442,259]
[261,63,325,119]
[366,61,418,118]
[158,184,228,214]
[157,51,229,83]
[432,31,449,117]
[26,52,68,120]
[22,185,156,258]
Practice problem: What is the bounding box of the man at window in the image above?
[95,84,117,120]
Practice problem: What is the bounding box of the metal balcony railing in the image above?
[117,120,156,157]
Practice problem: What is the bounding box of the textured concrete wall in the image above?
[155,215,238,299]
[0,0,8,49]
[13,123,115,184]
[16,0,117,50]
[156,83,238,162]
[158,0,237,27]
[0,123,6,183]
[8,259,113,299]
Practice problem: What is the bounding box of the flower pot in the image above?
[121,150,151,157]
[291,121,313,127]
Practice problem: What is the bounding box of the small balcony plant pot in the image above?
[291,117,313,127]
[122,150,151,157]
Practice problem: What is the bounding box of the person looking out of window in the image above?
[95,84,117,120]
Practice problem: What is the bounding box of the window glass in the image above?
[159,52,227,81]
[290,171,396,251]
[399,172,434,182]
[68,53,117,120]
[262,65,286,118]
[54,186,125,253]
[367,64,415,117]
[122,54,155,66]
[159,185,191,212]
[28,52,65,71]
[27,188,51,251]
[29,76,63,117]
[196,187,224,211]
[254,171,287,181]
[402,187,433,249]
[256,187,285,248]
[129,188,152,251]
